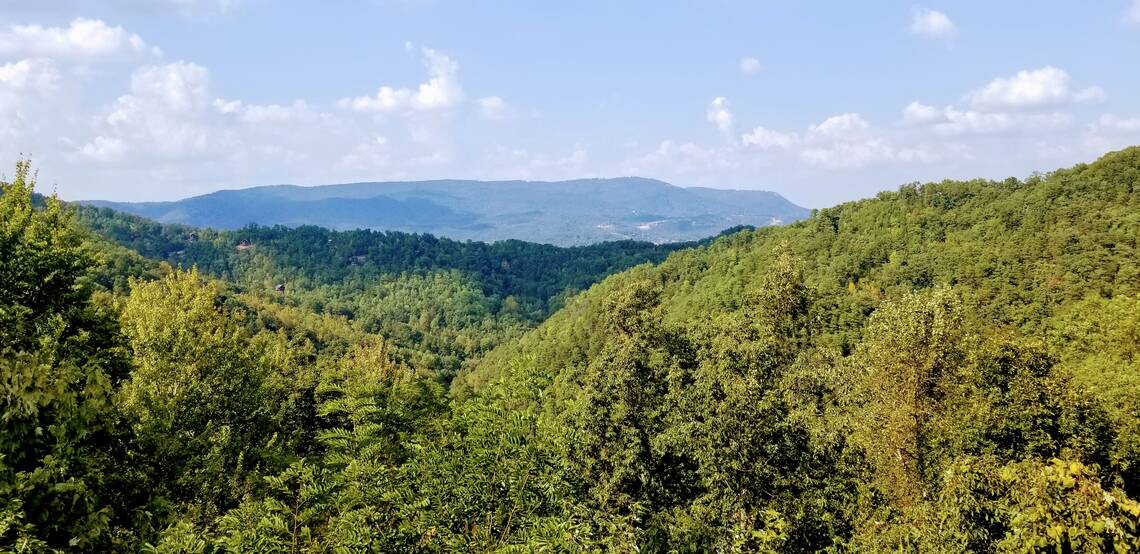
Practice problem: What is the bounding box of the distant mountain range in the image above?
[83,177,809,245]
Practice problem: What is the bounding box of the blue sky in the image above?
[2,1,1139,207]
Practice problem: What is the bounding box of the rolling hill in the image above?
[82,177,809,245]
[7,148,1140,551]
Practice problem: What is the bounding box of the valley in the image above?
[5,148,1140,550]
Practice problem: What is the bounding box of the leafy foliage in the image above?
[5,147,1140,550]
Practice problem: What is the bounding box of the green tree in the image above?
[0,161,137,550]
[855,287,965,507]
[121,268,284,519]
[563,279,684,519]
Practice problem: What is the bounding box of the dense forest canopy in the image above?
[2,148,1140,551]
[73,205,715,378]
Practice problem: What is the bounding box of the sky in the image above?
[1,1,1139,208]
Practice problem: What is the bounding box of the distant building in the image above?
[275,283,285,293]
[236,239,253,251]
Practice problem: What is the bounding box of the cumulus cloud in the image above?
[0,13,1124,208]
[79,61,345,169]
[0,18,159,61]
[78,135,128,163]
[933,108,1013,135]
[902,101,941,125]
[637,104,949,181]
[706,97,734,133]
[800,112,938,169]
[741,126,795,149]
[801,139,894,169]
[909,8,957,40]
[965,66,1103,110]
[630,140,740,176]
[79,62,221,164]
[56,44,513,194]
[935,108,1073,136]
[739,56,762,75]
[807,113,870,141]
[0,59,61,131]
[0,30,530,199]
[339,47,463,113]
[800,140,941,170]
[214,98,321,124]
[0,59,60,97]
[900,100,1076,137]
[1094,114,1140,133]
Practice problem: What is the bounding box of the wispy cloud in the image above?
[909,8,957,40]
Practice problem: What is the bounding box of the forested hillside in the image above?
[3,148,1140,551]
[463,146,1140,550]
[73,206,704,377]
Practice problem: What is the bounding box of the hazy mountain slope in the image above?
[83,177,808,245]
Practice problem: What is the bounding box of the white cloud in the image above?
[801,139,895,169]
[0,59,60,96]
[909,8,957,40]
[630,140,740,175]
[934,107,1014,134]
[807,113,870,141]
[741,126,795,149]
[340,135,391,171]
[739,56,762,75]
[81,61,213,162]
[1094,114,1140,133]
[0,14,1120,209]
[706,97,734,133]
[79,135,128,163]
[477,96,509,120]
[125,61,210,114]
[339,47,463,113]
[804,139,941,170]
[0,19,159,61]
[965,66,1102,110]
[214,98,321,124]
[79,60,351,171]
[902,101,942,125]
[1074,85,1106,104]
[0,59,61,132]
[935,108,1072,135]
[799,112,938,169]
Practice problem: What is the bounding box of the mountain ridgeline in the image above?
[82,177,809,246]
[4,148,1140,551]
